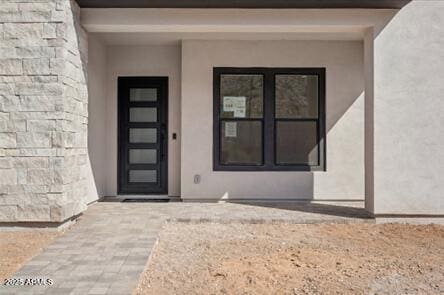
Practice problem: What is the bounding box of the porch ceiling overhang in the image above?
[81,8,396,38]
[76,0,410,9]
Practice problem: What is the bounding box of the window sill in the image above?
[213,165,326,172]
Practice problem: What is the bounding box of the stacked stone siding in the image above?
[0,0,88,222]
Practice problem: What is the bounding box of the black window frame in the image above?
[213,67,326,171]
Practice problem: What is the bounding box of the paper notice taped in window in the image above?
[225,122,237,137]
[233,108,245,118]
[223,96,246,118]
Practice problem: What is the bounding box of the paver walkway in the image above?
[1,201,371,295]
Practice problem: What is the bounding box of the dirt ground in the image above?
[0,232,58,281]
[135,223,444,295]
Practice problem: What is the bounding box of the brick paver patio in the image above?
[0,201,371,295]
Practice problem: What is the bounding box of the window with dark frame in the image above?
[213,67,326,171]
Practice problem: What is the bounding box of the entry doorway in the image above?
[118,77,168,194]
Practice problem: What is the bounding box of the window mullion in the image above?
[263,70,275,168]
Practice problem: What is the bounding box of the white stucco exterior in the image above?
[84,3,444,215]
[181,40,364,201]
[86,39,364,201]
[369,1,444,215]
[87,36,107,203]
[87,43,182,197]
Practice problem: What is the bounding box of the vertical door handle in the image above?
[160,124,167,161]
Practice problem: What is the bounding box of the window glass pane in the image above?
[276,121,318,165]
[129,149,157,164]
[275,75,318,119]
[220,74,263,118]
[221,121,262,165]
[129,107,157,122]
[129,128,157,143]
[129,170,156,183]
[130,88,157,102]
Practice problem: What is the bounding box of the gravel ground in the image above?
[134,223,444,295]
[0,232,58,282]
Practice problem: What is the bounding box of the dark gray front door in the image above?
[118,77,168,194]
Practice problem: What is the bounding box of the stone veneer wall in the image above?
[0,0,89,222]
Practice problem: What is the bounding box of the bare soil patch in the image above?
[135,223,444,295]
[0,232,58,281]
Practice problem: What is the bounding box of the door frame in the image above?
[117,76,168,195]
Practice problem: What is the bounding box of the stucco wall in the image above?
[370,0,444,215]
[105,45,181,197]
[181,40,364,200]
[86,35,107,202]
